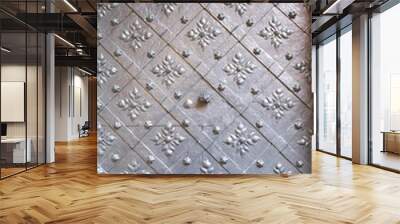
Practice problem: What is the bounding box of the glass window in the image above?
[0,1,46,179]
[371,4,400,171]
[1,30,28,177]
[318,36,337,154]
[339,27,352,158]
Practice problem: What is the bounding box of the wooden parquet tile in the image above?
[1,135,400,224]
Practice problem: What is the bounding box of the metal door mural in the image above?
[97,3,312,174]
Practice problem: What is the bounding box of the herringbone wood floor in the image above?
[1,135,400,224]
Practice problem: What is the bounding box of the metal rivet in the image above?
[202,159,212,168]
[174,91,183,100]
[288,11,297,19]
[218,83,226,91]
[220,156,228,165]
[107,135,116,142]
[114,121,122,129]
[256,120,264,128]
[183,99,193,109]
[165,149,173,156]
[182,119,190,127]
[146,14,154,22]
[97,101,103,110]
[111,154,120,162]
[147,50,155,58]
[214,51,222,60]
[98,33,103,40]
[144,121,153,129]
[256,160,264,168]
[182,50,191,58]
[146,82,155,90]
[285,53,293,61]
[213,126,221,135]
[217,13,225,20]
[183,157,192,165]
[147,155,155,164]
[181,16,188,24]
[296,160,304,168]
[111,18,119,26]
[253,48,261,55]
[293,84,301,92]
[251,87,260,95]
[112,85,121,93]
[114,49,123,57]
[198,92,212,104]
[246,19,254,27]
[294,121,303,130]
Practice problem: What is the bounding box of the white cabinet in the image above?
[1,138,31,163]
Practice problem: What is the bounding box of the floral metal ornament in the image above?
[97,53,117,88]
[258,16,293,48]
[200,159,214,174]
[224,123,261,156]
[120,20,153,51]
[98,3,119,19]
[187,18,222,49]
[273,163,291,176]
[223,52,257,86]
[162,3,178,16]
[98,123,116,157]
[261,88,295,119]
[152,122,186,156]
[294,61,311,83]
[224,3,249,16]
[117,88,152,121]
[297,135,311,147]
[152,55,186,87]
[297,129,312,149]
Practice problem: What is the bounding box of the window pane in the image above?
[340,28,352,158]
[1,31,28,177]
[318,36,337,154]
[371,4,400,171]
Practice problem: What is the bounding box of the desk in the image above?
[1,138,31,163]
[382,131,400,154]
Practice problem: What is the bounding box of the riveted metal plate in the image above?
[98,3,312,175]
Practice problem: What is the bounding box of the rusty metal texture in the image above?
[97,3,312,174]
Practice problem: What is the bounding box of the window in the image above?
[370,3,400,171]
[339,27,352,158]
[317,35,337,154]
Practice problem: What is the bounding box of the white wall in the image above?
[1,65,37,138]
[55,67,89,141]
[1,63,46,164]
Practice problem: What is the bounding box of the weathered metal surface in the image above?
[97,3,312,175]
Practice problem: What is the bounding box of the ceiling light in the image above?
[63,0,78,12]
[1,47,11,53]
[78,67,93,76]
[54,34,75,48]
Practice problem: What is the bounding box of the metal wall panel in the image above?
[97,3,312,175]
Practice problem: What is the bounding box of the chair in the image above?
[78,121,90,138]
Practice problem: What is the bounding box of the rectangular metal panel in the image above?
[97,3,312,175]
